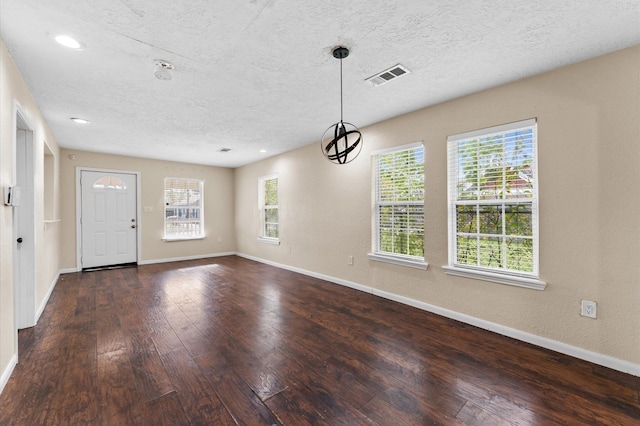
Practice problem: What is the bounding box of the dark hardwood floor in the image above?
[1,256,638,425]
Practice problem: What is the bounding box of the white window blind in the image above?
[259,175,278,240]
[372,142,424,260]
[164,178,204,240]
[447,119,539,278]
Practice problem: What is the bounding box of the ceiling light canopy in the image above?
[70,117,90,124]
[321,47,362,165]
[55,35,85,50]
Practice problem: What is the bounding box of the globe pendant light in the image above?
[321,47,363,164]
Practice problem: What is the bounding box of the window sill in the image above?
[163,236,205,242]
[442,265,546,290]
[368,253,428,270]
[257,237,280,245]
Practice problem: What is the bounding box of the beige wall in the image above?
[236,45,640,367]
[0,40,62,387]
[2,33,639,391]
[59,150,236,269]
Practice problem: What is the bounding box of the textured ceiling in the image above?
[1,1,639,167]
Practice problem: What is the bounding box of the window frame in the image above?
[444,118,546,290]
[163,177,205,241]
[368,141,427,270]
[258,174,280,245]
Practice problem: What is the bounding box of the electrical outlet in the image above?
[581,300,597,319]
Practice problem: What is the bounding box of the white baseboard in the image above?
[0,354,17,397]
[138,252,236,266]
[35,272,60,324]
[237,252,640,377]
[60,253,237,271]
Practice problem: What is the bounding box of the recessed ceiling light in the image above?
[260,149,267,153]
[70,117,90,124]
[55,35,85,50]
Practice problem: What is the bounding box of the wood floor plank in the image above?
[359,395,464,426]
[265,389,331,426]
[206,367,282,425]
[97,347,139,424]
[161,348,237,425]
[275,377,374,426]
[129,391,191,426]
[136,301,185,355]
[0,256,638,425]
[455,400,517,426]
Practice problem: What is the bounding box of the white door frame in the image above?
[75,167,142,270]
[12,101,37,336]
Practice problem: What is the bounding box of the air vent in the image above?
[218,148,231,152]
[365,64,411,87]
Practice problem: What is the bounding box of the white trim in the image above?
[258,174,279,240]
[13,101,37,331]
[368,252,428,270]
[237,252,374,294]
[138,252,235,265]
[370,140,423,157]
[370,287,639,377]
[35,272,60,324]
[446,118,540,282]
[258,173,278,181]
[257,237,280,245]
[163,177,205,240]
[0,354,18,396]
[447,118,537,142]
[442,265,546,290]
[372,143,425,261]
[76,167,142,270]
[236,252,639,377]
[162,236,206,242]
[60,267,80,274]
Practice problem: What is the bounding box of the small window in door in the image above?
[92,176,127,190]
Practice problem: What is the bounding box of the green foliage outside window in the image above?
[453,128,535,274]
[262,177,278,239]
[375,145,424,258]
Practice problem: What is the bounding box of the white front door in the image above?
[80,170,138,269]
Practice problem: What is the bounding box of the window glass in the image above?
[164,178,204,240]
[259,175,279,240]
[372,143,424,260]
[93,176,127,190]
[447,119,538,277]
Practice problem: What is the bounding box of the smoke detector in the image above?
[154,60,174,80]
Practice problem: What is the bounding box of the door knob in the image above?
[131,225,136,229]
[17,237,23,243]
